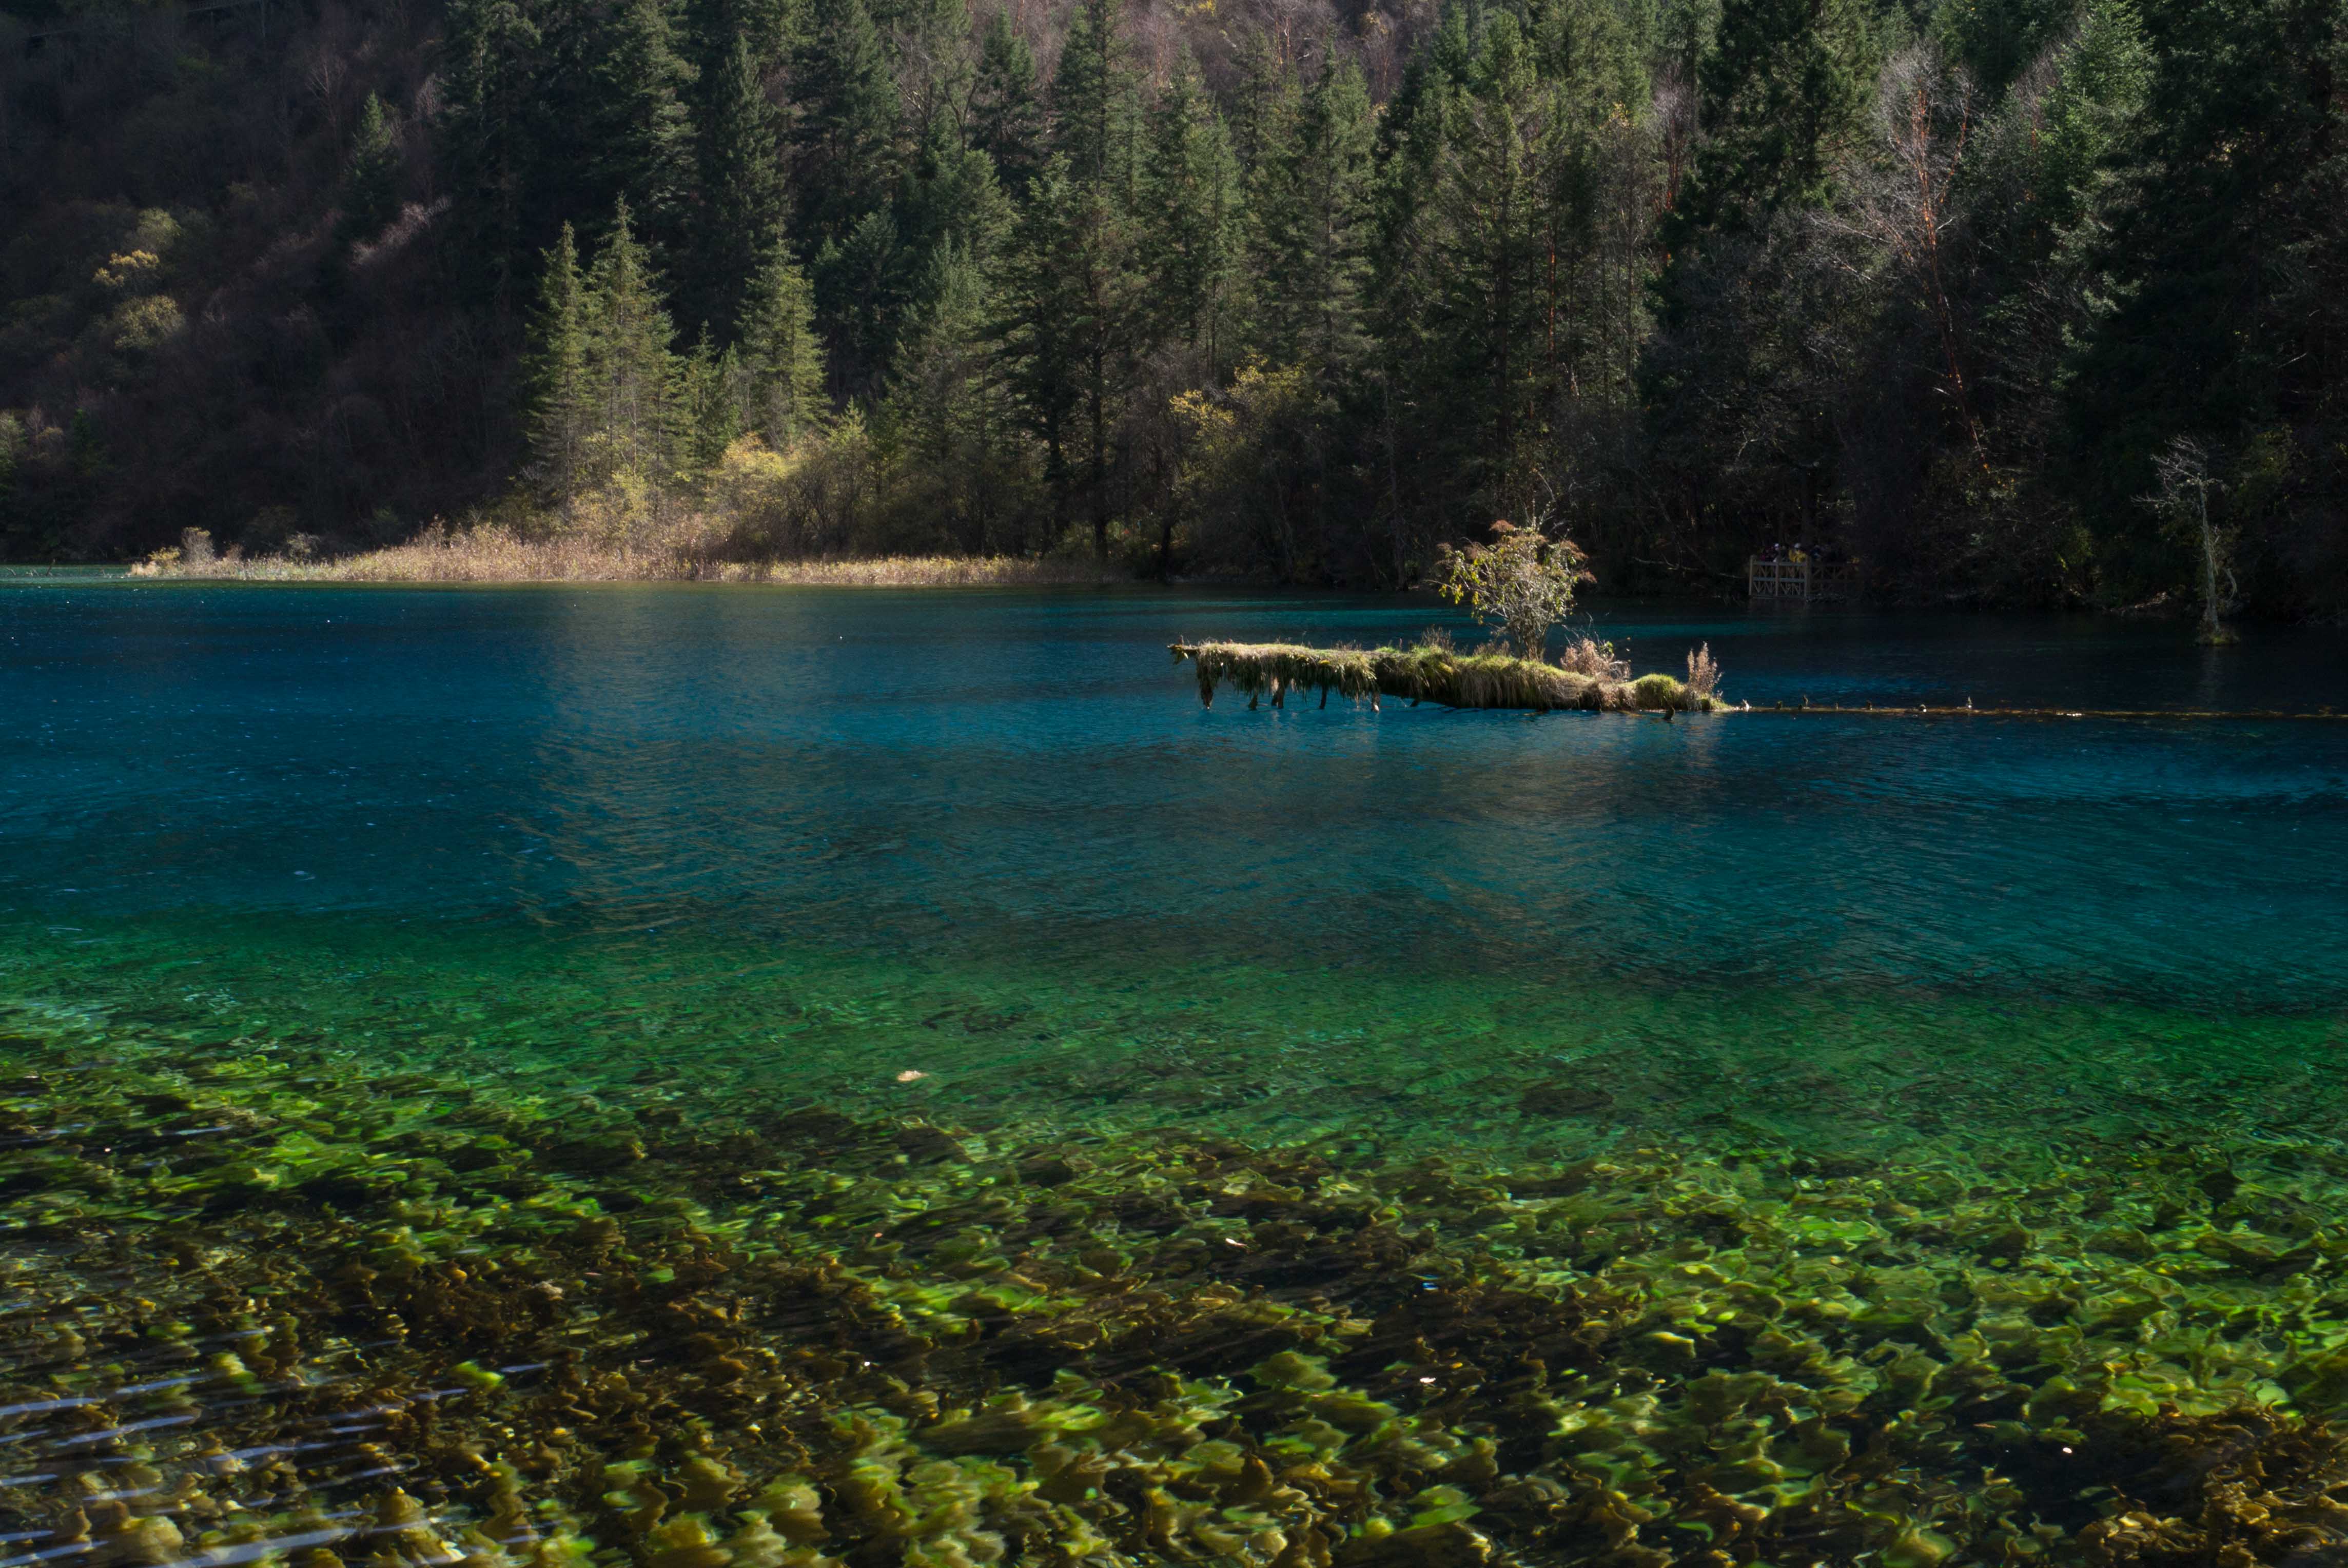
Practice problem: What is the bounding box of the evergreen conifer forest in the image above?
[1,0,2342,607]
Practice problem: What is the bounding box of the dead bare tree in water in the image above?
[2141,436,2237,646]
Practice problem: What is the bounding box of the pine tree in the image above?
[686,0,792,76]
[1254,55,1374,378]
[440,0,543,309]
[1425,14,1555,495]
[997,152,1142,554]
[877,0,971,147]
[682,326,745,468]
[1970,0,2149,467]
[583,0,700,256]
[1224,29,1297,178]
[584,200,682,477]
[1528,0,1648,123]
[1933,0,2077,96]
[968,11,1046,195]
[887,243,1029,550]
[692,33,786,338]
[740,232,830,448]
[823,207,908,397]
[895,116,1013,268]
[2064,0,2344,581]
[1050,0,1139,196]
[340,92,404,248]
[1662,0,1871,247]
[526,223,594,499]
[1140,56,1245,373]
[889,118,1015,375]
[997,156,1087,541]
[791,0,902,248]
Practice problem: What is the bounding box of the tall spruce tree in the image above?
[526,222,594,499]
[968,11,1046,195]
[1663,0,1871,247]
[1224,29,1297,178]
[1254,55,1375,378]
[585,0,700,257]
[1050,0,1140,195]
[740,232,830,447]
[1140,56,1246,373]
[340,92,404,248]
[440,0,543,309]
[888,243,1027,551]
[585,200,682,477]
[2063,0,2347,596]
[996,157,1089,542]
[824,208,909,397]
[1424,15,1555,498]
[682,327,745,467]
[692,33,786,338]
[791,0,902,249]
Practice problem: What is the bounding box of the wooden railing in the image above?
[1749,557,1860,601]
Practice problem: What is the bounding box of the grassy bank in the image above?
[129,524,1133,586]
[1176,639,1729,713]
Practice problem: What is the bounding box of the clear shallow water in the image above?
[5,582,2344,1103]
[5,578,2348,1568]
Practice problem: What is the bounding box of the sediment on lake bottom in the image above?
[5,1020,2347,1568]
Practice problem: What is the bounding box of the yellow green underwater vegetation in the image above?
[11,1024,2348,1568]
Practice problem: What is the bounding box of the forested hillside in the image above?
[2,0,2342,607]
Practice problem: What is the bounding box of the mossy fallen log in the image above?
[1171,640,1723,713]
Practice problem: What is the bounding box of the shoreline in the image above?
[122,542,1137,589]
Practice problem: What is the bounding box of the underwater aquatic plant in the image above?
[7,1014,2348,1568]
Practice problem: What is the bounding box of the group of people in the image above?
[1757,541,1852,566]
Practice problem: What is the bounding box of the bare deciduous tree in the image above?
[2141,435,2237,645]
[1826,46,1987,472]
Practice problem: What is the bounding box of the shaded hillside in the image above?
[1,0,2342,612]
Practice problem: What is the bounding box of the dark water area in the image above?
[4,578,2347,1568]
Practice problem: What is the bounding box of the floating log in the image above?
[1170,641,1721,714]
[1745,703,2347,722]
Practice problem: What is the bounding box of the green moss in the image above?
[1172,641,1726,714]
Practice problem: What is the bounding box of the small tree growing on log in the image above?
[1436,521,1594,660]
[2140,436,2235,646]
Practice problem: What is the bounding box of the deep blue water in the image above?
[5,580,2343,1021]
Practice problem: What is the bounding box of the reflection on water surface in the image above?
[3,582,2345,1567]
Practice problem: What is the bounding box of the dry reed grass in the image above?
[131,524,1132,587]
[1686,641,1722,698]
[1173,641,1722,713]
[1559,634,1632,680]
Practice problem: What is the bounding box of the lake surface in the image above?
[5,579,2347,1568]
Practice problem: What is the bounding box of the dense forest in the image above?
[1,0,2342,606]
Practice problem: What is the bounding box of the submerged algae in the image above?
[8,1023,2348,1568]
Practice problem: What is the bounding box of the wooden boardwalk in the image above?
[1750,557,1860,601]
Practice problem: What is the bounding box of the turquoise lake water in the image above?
[5,582,2344,1133]
[4,578,2347,1567]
